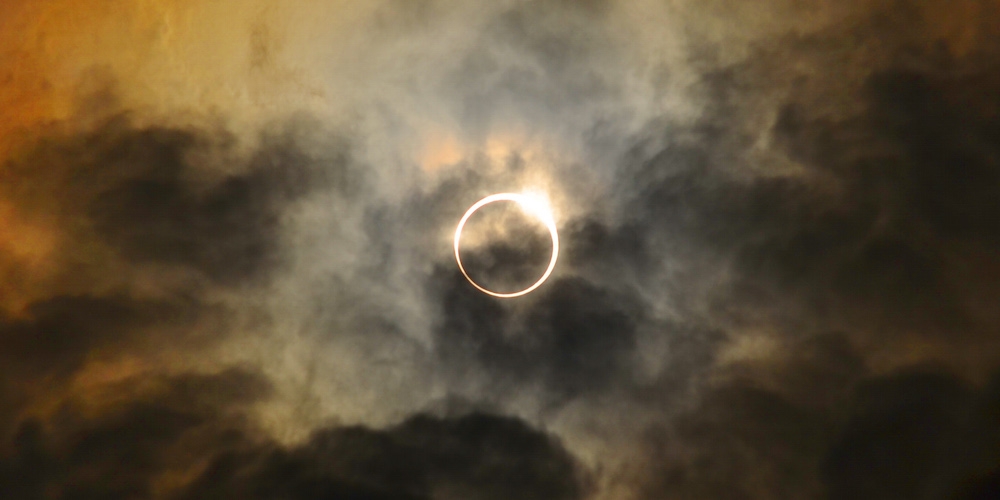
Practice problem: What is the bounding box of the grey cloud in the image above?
[4,1,1000,499]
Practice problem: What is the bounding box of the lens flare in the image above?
[454,192,559,298]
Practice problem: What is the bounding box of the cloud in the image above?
[0,368,269,500]
[0,293,204,437]
[435,274,640,404]
[2,1,1000,499]
[1,368,586,500]
[181,411,587,500]
[823,369,1000,500]
[587,8,1000,497]
[0,88,589,499]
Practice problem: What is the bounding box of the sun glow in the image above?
[515,191,555,225]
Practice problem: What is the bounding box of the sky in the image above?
[2,0,1000,498]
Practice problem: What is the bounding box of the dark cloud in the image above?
[435,271,640,403]
[638,386,830,499]
[88,134,306,284]
[823,369,1000,500]
[0,368,269,500]
[0,292,214,441]
[1,366,584,500]
[602,12,1000,498]
[634,359,1000,500]
[1,114,345,286]
[0,295,192,378]
[615,38,1000,342]
[182,412,586,500]
[0,112,342,434]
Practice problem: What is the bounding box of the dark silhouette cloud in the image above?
[181,412,586,500]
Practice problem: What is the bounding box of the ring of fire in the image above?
[454,193,559,298]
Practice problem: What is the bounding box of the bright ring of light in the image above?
[454,193,559,298]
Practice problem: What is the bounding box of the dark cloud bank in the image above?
[0,115,586,499]
[4,1,1000,499]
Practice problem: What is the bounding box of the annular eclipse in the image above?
[454,192,559,298]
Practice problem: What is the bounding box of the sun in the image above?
[454,192,559,298]
[515,190,555,225]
